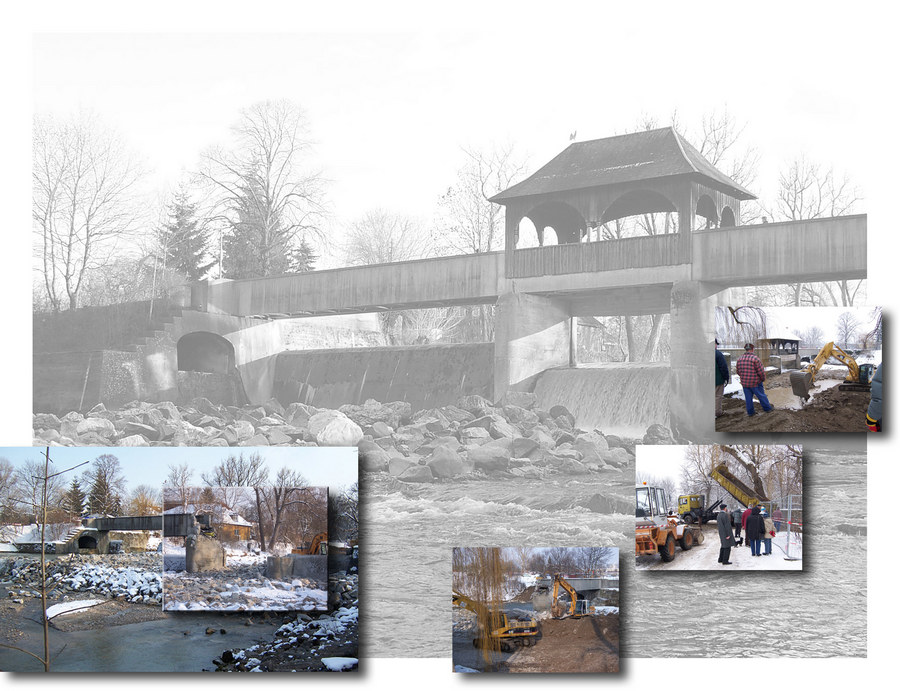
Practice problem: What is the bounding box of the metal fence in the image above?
[782,494,803,561]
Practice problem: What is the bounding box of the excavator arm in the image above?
[790,341,862,399]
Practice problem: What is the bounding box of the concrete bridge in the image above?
[194,216,865,319]
[185,213,864,439]
[35,129,866,442]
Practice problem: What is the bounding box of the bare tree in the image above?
[331,482,358,543]
[771,156,863,306]
[199,100,327,278]
[439,144,528,255]
[127,484,161,516]
[33,112,145,311]
[835,311,861,348]
[165,463,194,511]
[797,325,826,349]
[343,209,431,266]
[259,466,310,548]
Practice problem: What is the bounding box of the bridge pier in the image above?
[493,291,573,401]
[668,280,722,441]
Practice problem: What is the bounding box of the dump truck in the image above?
[789,341,876,400]
[636,484,702,562]
[677,494,725,524]
[452,590,540,652]
[709,463,776,515]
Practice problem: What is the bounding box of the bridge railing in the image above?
[199,252,504,316]
[692,214,866,285]
[508,234,687,278]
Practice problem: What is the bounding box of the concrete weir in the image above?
[534,364,671,438]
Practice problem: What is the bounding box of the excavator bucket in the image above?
[789,371,813,399]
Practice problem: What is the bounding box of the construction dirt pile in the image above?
[504,614,619,673]
[212,571,358,672]
[33,392,649,483]
[717,376,871,433]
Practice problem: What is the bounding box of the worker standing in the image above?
[867,363,882,431]
[716,503,735,565]
[735,343,774,416]
[715,340,729,418]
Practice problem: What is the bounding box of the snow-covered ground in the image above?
[636,529,802,571]
[56,562,163,603]
[46,599,104,619]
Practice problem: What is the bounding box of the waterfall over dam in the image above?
[533,363,671,438]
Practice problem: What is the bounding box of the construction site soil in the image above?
[716,371,871,433]
[453,613,619,673]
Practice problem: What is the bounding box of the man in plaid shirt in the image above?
[735,343,774,416]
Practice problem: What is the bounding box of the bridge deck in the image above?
[192,216,865,318]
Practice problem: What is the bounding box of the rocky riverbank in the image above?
[34,393,674,482]
[1,553,162,605]
[213,571,359,672]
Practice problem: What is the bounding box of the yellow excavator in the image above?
[452,590,540,652]
[789,342,875,400]
[291,532,328,555]
[549,574,593,618]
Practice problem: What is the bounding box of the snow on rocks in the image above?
[0,553,162,605]
[214,572,359,672]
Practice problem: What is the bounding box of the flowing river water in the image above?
[363,445,865,658]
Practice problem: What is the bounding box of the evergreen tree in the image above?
[221,174,293,278]
[63,478,86,518]
[159,186,215,281]
[287,238,318,273]
[88,473,113,515]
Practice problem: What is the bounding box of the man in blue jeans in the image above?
[735,343,774,416]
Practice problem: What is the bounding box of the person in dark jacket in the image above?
[745,505,766,557]
[731,508,744,546]
[716,503,735,565]
[867,363,882,431]
[715,340,730,418]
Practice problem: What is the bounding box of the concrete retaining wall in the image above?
[272,343,493,411]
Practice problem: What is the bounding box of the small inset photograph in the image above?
[162,476,329,612]
[452,547,619,674]
[715,305,882,432]
[635,444,802,570]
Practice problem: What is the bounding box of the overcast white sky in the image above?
[720,306,881,343]
[30,8,874,262]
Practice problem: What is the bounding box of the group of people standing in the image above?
[716,503,780,565]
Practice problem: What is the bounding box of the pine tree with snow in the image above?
[159,186,215,281]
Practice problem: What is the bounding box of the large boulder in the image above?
[456,395,495,416]
[425,444,466,479]
[466,444,510,473]
[358,439,391,472]
[33,413,61,430]
[75,417,116,439]
[388,456,419,477]
[308,410,348,438]
[397,464,434,483]
[118,434,150,447]
[316,417,364,447]
[643,424,676,445]
[339,399,411,430]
